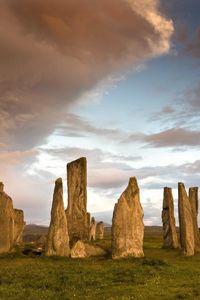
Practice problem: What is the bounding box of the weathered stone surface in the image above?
[178,182,195,256]
[0,184,14,253]
[13,209,25,245]
[0,182,4,192]
[84,243,106,257]
[46,178,70,257]
[70,240,87,258]
[71,240,106,258]
[97,222,104,240]
[36,235,47,250]
[65,157,90,242]
[111,177,144,259]
[89,217,96,241]
[162,187,178,249]
[189,187,200,252]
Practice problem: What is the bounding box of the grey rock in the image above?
[178,182,194,256]
[46,178,70,256]
[66,157,90,242]
[189,187,200,252]
[111,177,144,259]
[162,187,178,249]
[96,222,104,240]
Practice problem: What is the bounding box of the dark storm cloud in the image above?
[0,0,173,150]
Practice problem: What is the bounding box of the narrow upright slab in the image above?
[189,187,200,252]
[178,182,194,256]
[0,184,14,253]
[13,209,25,245]
[0,182,4,192]
[97,222,104,240]
[46,178,70,256]
[162,187,178,248]
[66,157,89,242]
[111,177,144,259]
[89,217,96,241]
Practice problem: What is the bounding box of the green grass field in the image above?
[1,232,200,300]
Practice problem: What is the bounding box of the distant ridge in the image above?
[23,223,164,242]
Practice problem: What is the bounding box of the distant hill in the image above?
[23,223,164,242]
[23,224,48,242]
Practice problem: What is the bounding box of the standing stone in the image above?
[162,187,178,249]
[189,187,200,252]
[13,209,25,245]
[178,182,194,256]
[89,217,96,241]
[46,178,70,257]
[111,177,144,259]
[0,183,14,253]
[0,182,4,192]
[97,222,104,240]
[65,157,89,242]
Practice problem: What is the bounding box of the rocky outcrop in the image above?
[46,178,70,257]
[96,222,104,240]
[71,240,106,258]
[0,183,14,253]
[89,217,96,241]
[189,187,200,252]
[162,187,178,249]
[111,177,144,259]
[178,182,195,256]
[65,157,90,242]
[13,209,25,245]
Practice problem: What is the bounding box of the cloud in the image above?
[185,27,200,58]
[42,146,141,164]
[126,128,200,148]
[56,113,126,140]
[0,0,173,150]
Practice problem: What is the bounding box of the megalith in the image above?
[189,187,200,252]
[178,182,194,256]
[89,217,96,241]
[0,182,14,253]
[162,187,178,249]
[111,177,144,259]
[97,222,104,240]
[13,209,25,245]
[46,178,70,256]
[65,157,90,242]
[71,240,106,258]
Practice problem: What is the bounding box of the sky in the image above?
[0,0,200,225]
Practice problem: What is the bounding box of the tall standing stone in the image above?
[189,187,200,252]
[46,178,70,257]
[0,182,4,193]
[178,182,194,256]
[111,177,144,259]
[66,157,89,242]
[0,183,14,253]
[162,187,178,249]
[89,217,96,241]
[13,209,25,245]
[97,222,104,240]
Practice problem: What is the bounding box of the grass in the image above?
[0,233,200,299]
